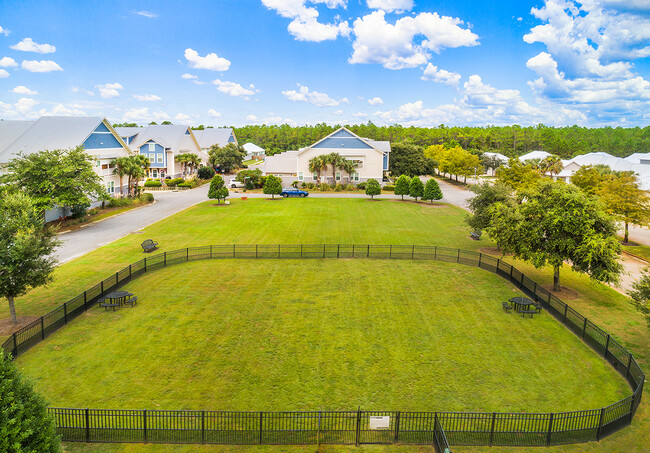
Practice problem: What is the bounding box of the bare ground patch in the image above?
[0,316,40,336]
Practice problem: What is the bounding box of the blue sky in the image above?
[0,0,649,127]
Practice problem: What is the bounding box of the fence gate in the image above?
[358,411,398,444]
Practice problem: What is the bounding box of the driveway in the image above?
[55,185,209,263]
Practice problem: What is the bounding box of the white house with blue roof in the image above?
[261,127,390,185]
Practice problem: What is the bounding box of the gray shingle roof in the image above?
[0,120,33,155]
[125,125,199,152]
[261,151,298,174]
[193,128,236,149]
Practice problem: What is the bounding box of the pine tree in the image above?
[409,176,424,202]
[365,179,381,200]
[423,178,443,204]
[263,175,283,199]
[207,175,229,204]
[394,175,411,200]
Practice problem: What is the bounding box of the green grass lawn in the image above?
[1,198,648,452]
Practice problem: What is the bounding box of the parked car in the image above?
[281,188,309,198]
[228,178,246,188]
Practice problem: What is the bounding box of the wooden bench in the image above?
[502,301,512,313]
[520,309,537,318]
[100,302,120,311]
[141,239,159,253]
[123,296,138,307]
[532,302,542,313]
[470,231,482,240]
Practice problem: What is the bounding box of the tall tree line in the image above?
[234,123,650,159]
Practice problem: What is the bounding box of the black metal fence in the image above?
[2,244,645,448]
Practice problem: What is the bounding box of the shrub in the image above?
[365,179,381,199]
[70,201,90,219]
[0,349,61,452]
[357,181,367,190]
[165,178,183,187]
[108,197,134,208]
[139,193,154,203]
[319,183,329,192]
[383,185,395,192]
[300,182,307,188]
[144,180,162,187]
[87,208,100,216]
[178,181,192,188]
[197,166,216,180]
[307,182,315,189]
[334,183,343,192]
[291,181,299,188]
[345,183,355,191]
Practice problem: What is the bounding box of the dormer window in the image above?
[149,143,155,152]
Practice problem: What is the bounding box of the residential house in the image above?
[243,142,265,160]
[0,116,132,220]
[116,125,205,179]
[192,127,238,153]
[519,150,552,162]
[261,127,390,185]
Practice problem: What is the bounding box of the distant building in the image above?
[192,128,238,153]
[261,127,390,185]
[519,150,552,162]
[242,142,265,160]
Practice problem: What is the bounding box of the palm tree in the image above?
[540,155,564,176]
[175,153,190,177]
[112,156,129,197]
[340,159,357,183]
[325,152,343,184]
[125,154,150,196]
[308,156,324,183]
[186,153,201,176]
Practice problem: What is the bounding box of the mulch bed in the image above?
[479,247,514,256]
[541,284,580,300]
[0,316,40,337]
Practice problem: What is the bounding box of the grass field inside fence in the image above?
[15,258,630,413]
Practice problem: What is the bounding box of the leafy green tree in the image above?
[0,349,61,452]
[5,147,108,216]
[487,180,621,291]
[236,168,264,187]
[628,268,650,327]
[570,165,610,195]
[389,143,434,177]
[0,192,60,323]
[175,153,191,177]
[125,154,150,196]
[197,166,216,180]
[161,120,172,125]
[466,181,513,233]
[112,122,138,128]
[598,172,650,243]
[540,155,564,175]
[365,178,381,200]
[423,178,443,204]
[208,143,245,173]
[409,176,424,201]
[496,158,542,190]
[394,174,411,200]
[207,175,229,204]
[112,156,130,197]
[263,175,283,199]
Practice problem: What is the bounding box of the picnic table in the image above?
[98,291,136,310]
[508,296,541,317]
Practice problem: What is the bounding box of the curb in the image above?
[57,201,157,236]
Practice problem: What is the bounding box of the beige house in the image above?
[261,127,390,185]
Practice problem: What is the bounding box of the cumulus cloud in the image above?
[421,63,462,86]
[0,69,8,78]
[96,82,123,98]
[11,85,37,95]
[184,48,231,71]
[175,113,192,122]
[246,114,259,122]
[212,79,258,98]
[262,0,350,41]
[368,96,383,105]
[367,0,414,13]
[40,103,87,116]
[334,109,344,115]
[21,60,63,72]
[133,94,161,101]
[11,38,56,54]
[349,11,479,70]
[282,84,340,106]
[135,10,157,18]
[182,73,198,79]
[0,57,17,67]
[123,107,169,123]
[0,26,9,36]
[14,97,38,114]
[207,109,221,118]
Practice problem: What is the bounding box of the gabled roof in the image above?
[261,151,298,174]
[0,116,129,163]
[192,128,236,149]
[0,120,33,153]
[243,142,264,153]
[298,127,389,156]
[115,126,142,138]
[482,151,509,162]
[519,150,552,161]
[125,125,201,153]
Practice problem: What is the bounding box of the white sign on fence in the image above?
[369,416,390,430]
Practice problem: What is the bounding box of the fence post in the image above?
[367,245,370,258]
[478,253,482,267]
[317,411,321,450]
[40,317,44,340]
[201,410,205,444]
[233,244,236,258]
[596,407,605,441]
[323,244,325,258]
[546,413,554,446]
[84,291,87,310]
[256,244,258,259]
[626,354,632,379]
[12,332,17,357]
[210,245,213,259]
[278,244,281,258]
[129,264,132,279]
[489,412,496,446]
[85,408,90,443]
[563,304,568,323]
[582,318,588,338]
[457,249,460,263]
[337,244,340,258]
[434,246,437,260]
[604,334,611,358]
[411,245,415,259]
[115,272,119,287]
[143,409,147,443]
[509,265,513,281]
[433,413,439,446]
[164,252,167,267]
[259,411,263,444]
[63,303,68,324]
[144,258,147,273]
[394,411,400,442]
[355,407,361,447]
[390,245,393,258]
[101,281,104,295]
[186,247,189,261]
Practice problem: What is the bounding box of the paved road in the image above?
[56,185,209,263]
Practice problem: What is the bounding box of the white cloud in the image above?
[421,63,462,86]
[71,86,95,96]
[123,107,170,123]
[0,56,17,67]
[184,48,231,71]
[349,11,479,69]
[175,113,192,122]
[353,112,368,118]
[96,83,123,98]
[14,97,37,114]
[212,79,258,98]
[0,26,9,36]
[262,0,350,41]
[0,69,8,78]
[39,103,87,116]
[11,85,37,95]
[368,96,383,105]
[340,97,351,104]
[21,60,63,72]
[10,38,56,54]
[334,109,344,115]
[182,73,198,79]
[133,94,161,101]
[282,84,339,106]
[246,114,259,122]
[207,109,221,118]
[135,10,157,18]
[367,0,414,13]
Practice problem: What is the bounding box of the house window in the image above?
[298,172,304,181]
[336,172,341,181]
[149,154,155,162]
[148,143,155,152]
[152,169,158,178]
[312,172,318,181]
[160,171,166,178]
[106,181,114,194]
[96,160,101,167]
[352,159,364,169]
[353,172,360,182]
[101,164,108,170]
[157,154,163,163]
